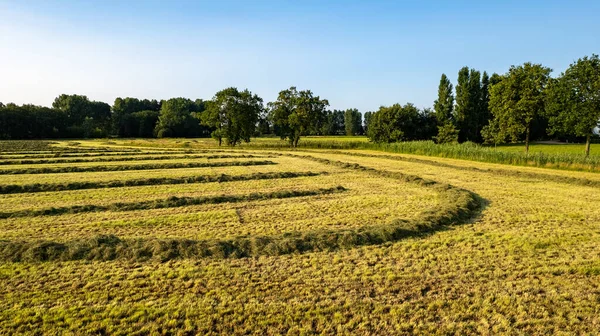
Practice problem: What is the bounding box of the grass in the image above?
[0,159,277,175]
[1,140,600,334]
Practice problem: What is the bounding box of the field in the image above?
[1,140,600,334]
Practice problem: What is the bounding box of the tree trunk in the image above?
[585,134,591,157]
[218,137,222,146]
[525,125,530,155]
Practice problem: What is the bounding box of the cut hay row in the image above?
[0,186,346,220]
[0,151,198,159]
[0,154,271,165]
[0,171,324,194]
[0,160,277,175]
[0,155,481,262]
[326,150,600,188]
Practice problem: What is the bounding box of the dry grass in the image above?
[0,141,599,334]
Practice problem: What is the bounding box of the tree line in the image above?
[433,54,600,156]
[0,88,370,147]
[1,54,598,153]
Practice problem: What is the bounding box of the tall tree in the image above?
[480,71,491,131]
[363,111,373,135]
[454,67,485,142]
[322,110,345,135]
[201,87,263,146]
[268,87,329,147]
[454,67,472,142]
[546,54,600,156]
[433,73,458,143]
[488,63,552,153]
[344,108,362,136]
[433,74,454,125]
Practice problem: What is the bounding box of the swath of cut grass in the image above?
[0,155,481,262]
[0,185,347,219]
[0,160,277,175]
[0,171,324,194]
[322,151,600,188]
[0,154,271,165]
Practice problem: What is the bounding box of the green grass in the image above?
[495,142,600,155]
[94,138,600,172]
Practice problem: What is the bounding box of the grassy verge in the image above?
[0,160,276,175]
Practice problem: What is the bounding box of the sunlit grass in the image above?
[1,141,599,334]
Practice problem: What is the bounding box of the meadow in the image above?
[1,139,599,334]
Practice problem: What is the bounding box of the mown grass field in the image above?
[1,140,599,334]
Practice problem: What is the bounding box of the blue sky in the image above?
[1,0,598,111]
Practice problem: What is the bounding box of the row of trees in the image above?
[0,87,367,146]
[432,54,600,156]
[2,54,597,153]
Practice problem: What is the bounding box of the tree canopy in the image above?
[546,54,600,156]
[269,87,329,147]
[201,87,263,146]
[488,63,552,153]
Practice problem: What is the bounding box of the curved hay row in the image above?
[0,154,272,165]
[0,160,276,175]
[0,155,482,262]
[323,150,600,188]
[0,171,325,194]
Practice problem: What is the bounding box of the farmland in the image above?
[1,140,600,334]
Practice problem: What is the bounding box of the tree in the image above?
[0,103,67,139]
[488,63,552,153]
[52,94,91,125]
[52,94,111,136]
[434,73,457,143]
[344,108,362,136]
[201,87,263,146]
[268,87,329,147]
[322,110,345,135]
[367,103,426,143]
[155,98,204,138]
[434,74,454,125]
[435,123,459,144]
[112,98,160,137]
[363,111,373,135]
[454,67,486,142]
[546,54,600,156]
[480,71,491,131]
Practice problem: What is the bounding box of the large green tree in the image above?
[488,63,552,153]
[344,108,362,136]
[52,94,111,137]
[433,73,458,143]
[546,54,600,156]
[454,67,487,142]
[201,87,263,146]
[363,111,373,135]
[112,98,160,137]
[367,103,425,143]
[155,98,205,138]
[433,73,454,125]
[268,87,329,147]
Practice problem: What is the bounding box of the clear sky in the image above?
[1,0,598,111]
